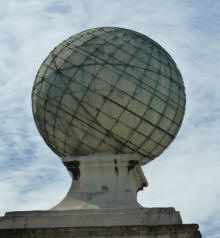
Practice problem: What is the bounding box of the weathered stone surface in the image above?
[53,154,148,210]
[0,208,202,237]
[0,224,201,238]
[0,208,182,229]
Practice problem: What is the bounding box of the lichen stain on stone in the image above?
[114,159,119,175]
[137,182,147,192]
[128,160,139,172]
[101,185,109,191]
[63,161,80,180]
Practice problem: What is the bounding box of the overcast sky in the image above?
[0,1,219,237]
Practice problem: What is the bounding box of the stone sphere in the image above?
[32,27,185,163]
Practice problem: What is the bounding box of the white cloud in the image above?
[0,0,219,237]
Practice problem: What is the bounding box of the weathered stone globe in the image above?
[32,27,185,164]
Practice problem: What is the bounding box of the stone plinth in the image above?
[0,208,181,228]
[0,225,201,238]
[0,208,201,237]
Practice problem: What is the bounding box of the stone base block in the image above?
[0,208,202,237]
[0,208,182,229]
[0,225,201,238]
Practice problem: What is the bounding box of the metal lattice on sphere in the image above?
[32,27,185,164]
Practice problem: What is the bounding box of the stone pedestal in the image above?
[0,154,202,237]
[53,153,147,210]
[0,208,182,228]
[0,225,201,238]
[0,208,201,237]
